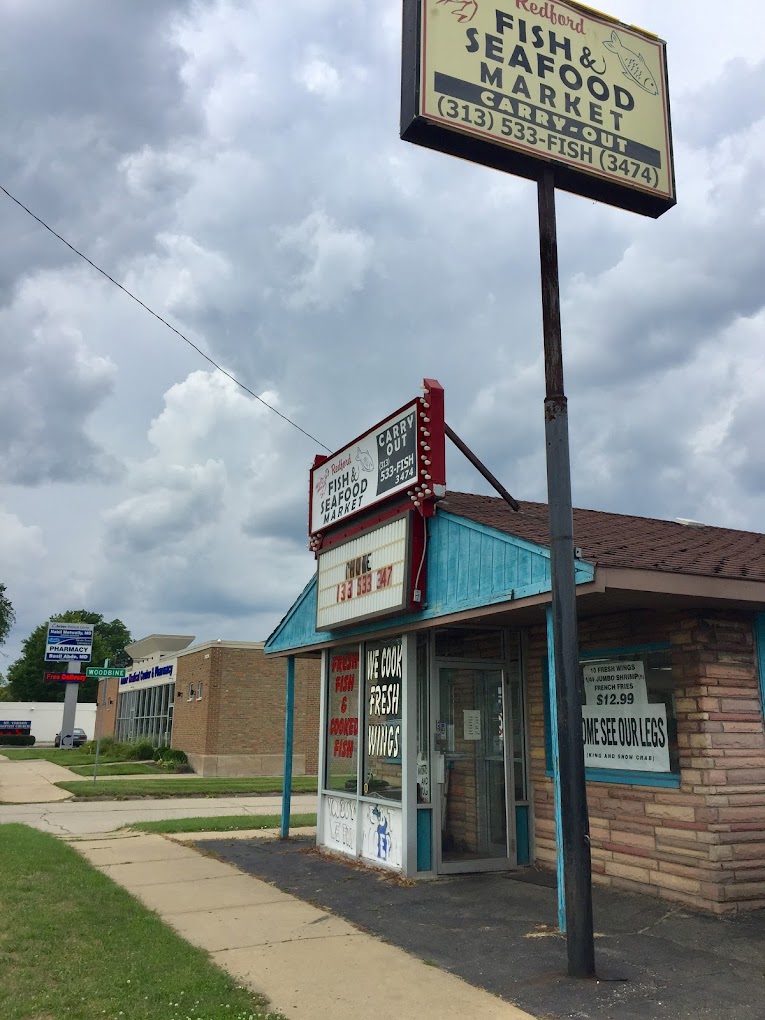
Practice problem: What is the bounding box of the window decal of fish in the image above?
[603,30,659,96]
[435,0,478,25]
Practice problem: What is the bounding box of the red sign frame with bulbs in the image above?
[308,379,445,546]
[308,380,445,625]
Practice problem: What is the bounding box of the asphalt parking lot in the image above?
[202,836,765,1020]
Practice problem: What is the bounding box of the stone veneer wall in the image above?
[527,609,765,913]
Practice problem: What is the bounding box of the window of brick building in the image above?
[197,682,203,700]
[544,644,680,786]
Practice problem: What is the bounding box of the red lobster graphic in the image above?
[436,0,478,24]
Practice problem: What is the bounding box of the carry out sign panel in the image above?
[309,380,445,537]
[44,622,95,662]
[401,0,675,217]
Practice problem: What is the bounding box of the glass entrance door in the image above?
[437,666,514,872]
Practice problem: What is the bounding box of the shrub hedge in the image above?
[154,747,189,769]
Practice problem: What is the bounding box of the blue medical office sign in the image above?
[44,622,95,663]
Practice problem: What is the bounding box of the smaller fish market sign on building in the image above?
[310,402,420,535]
[402,0,675,217]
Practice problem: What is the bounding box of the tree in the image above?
[0,585,15,702]
[5,611,131,703]
[0,583,14,649]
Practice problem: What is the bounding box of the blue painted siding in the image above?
[265,510,595,655]
[417,809,432,871]
[515,805,530,866]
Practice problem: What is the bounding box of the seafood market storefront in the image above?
[266,383,765,912]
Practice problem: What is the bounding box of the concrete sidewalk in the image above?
[0,757,74,803]
[71,830,532,1020]
[0,793,317,834]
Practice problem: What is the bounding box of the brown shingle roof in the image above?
[439,492,765,583]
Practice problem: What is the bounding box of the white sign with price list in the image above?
[583,659,647,707]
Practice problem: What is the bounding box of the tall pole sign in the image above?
[402,0,674,217]
[45,621,95,750]
[401,0,674,979]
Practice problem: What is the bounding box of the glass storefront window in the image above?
[579,647,679,775]
[115,682,174,747]
[363,636,402,802]
[435,627,503,660]
[325,645,360,792]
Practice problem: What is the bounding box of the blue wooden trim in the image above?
[756,614,765,716]
[265,573,319,652]
[280,656,295,839]
[417,809,432,871]
[515,805,530,866]
[545,768,681,789]
[546,606,566,933]
[266,510,596,655]
[579,642,671,659]
[436,511,547,556]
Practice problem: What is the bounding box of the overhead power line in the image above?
[0,183,332,453]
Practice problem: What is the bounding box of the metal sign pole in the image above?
[59,663,80,749]
[537,167,595,979]
[93,659,110,785]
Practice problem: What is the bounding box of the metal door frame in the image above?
[432,656,517,874]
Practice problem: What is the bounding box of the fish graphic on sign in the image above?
[355,448,374,472]
[435,0,478,25]
[314,467,329,498]
[603,30,659,96]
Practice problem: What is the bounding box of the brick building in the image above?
[95,635,321,778]
[173,640,321,776]
[266,491,765,913]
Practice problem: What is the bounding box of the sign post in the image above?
[86,665,126,782]
[45,622,95,750]
[59,663,81,750]
[538,165,594,976]
[89,660,116,784]
[401,0,675,978]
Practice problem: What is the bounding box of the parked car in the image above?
[54,728,87,748]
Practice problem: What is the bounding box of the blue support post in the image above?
[546,605,566,933]
[280,655,295,839]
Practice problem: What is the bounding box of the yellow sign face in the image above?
[417,0,673,207]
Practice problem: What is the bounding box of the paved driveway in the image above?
[204,836,765,1020]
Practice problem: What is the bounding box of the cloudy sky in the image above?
[1,0,764,665]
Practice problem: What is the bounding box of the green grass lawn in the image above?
[67,762,164,777]
[0,746,133,766]
[131,812,318,834]
[57,775,319,799]
[0,823,285,1020]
